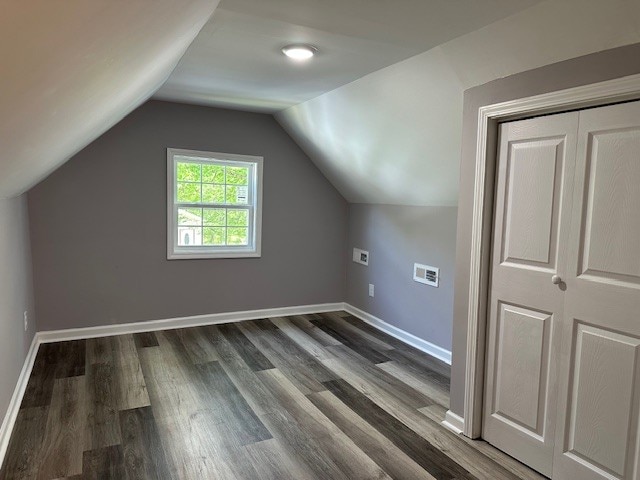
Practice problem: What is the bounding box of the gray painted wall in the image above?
[347,204,457,351]
[29,101,348,331]
[450,42,640,417]
[0,195,36,424]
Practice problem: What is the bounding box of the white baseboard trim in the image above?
[0,334,39,469]
[343,303,452,365]
[37,302,345,343]
[443,410,465,435]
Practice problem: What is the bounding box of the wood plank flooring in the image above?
[0,311,545,480]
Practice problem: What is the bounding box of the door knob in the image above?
[551,275,562,285]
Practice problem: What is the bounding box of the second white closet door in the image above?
[553,101,640,480]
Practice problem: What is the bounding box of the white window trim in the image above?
[167,148,263,260]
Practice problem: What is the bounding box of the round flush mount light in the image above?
[282,44,317,61]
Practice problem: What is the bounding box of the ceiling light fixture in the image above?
[282,44,317,61]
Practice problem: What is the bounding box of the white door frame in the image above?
[463,72,640,439]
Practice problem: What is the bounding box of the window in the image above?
[167,148,263,259]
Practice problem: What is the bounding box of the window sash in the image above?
[167,148,262,259]
[174,157,255,205]
[173,205,255,247]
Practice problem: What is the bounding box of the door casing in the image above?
[460,73,640,439]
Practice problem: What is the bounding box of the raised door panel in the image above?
[502,138,564,270]
[563,324,640,479]
[491,303,551,439]
[579,127,640,285]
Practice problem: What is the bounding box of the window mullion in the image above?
[175,202,251,210]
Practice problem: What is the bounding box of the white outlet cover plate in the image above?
[353,248,369,266]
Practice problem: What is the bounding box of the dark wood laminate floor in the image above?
[0,311,544,480]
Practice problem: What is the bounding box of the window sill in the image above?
[167,248,261,260]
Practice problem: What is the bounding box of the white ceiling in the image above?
[154,0,542,111]
[0,0,219,199]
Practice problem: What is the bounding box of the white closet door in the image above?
[483,111,579,477]
[553,101,640,480]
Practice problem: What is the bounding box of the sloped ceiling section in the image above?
[276,0,640,206]
[155,0,540,112]
[0,0,220,199]
[276,48,464,206]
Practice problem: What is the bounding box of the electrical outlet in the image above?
[23,311,28,332]
[353,248,369,266]
[368,284,375,297]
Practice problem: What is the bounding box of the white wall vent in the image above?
[414,263,439,287]
[353,248,369,266]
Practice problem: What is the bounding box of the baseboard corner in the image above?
[0,334,40,469]
[442,410,465,435]
[343,303,452,365]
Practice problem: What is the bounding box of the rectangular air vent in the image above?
[414,263,439,287]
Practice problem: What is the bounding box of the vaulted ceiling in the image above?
[3,0,640,205]
[0,0,220,198]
